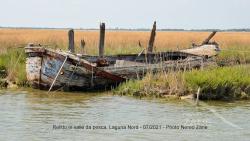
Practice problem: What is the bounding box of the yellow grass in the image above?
[1,28,250,55]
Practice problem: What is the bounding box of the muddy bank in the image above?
[0,67,8,88]
[0,67,26,89]
[114,84,250,101]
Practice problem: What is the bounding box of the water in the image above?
[0,89,250,141]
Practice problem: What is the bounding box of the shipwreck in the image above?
[25,22,220,91]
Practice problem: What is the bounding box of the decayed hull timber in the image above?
[25,46,213,91]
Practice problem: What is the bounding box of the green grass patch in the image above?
[0,48,28,87]
[185,65,250,100]
[115,65,250,100]
[216,45,250,66]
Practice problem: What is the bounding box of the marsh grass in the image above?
[185,65,250,100]
[0,48,28,86]
[114,71,188,98]
[216,45,250,65]
[1,29,250,54]
[115,65,250,100]
[1,29,250,62]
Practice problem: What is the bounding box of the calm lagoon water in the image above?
[0,89,250,141]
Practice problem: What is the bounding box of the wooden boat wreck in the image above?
[25,23,220,91]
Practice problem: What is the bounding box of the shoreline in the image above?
[1,65,250,101]
[0,49,249,101]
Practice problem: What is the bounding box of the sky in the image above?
[0,0,249,29]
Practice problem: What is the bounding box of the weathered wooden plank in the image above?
[25,46,199,65]
[41,73,61,86]
[41,55,63,78]
[25,47,45,53]
[105,57,205,79]
[41,55,91,87]
[114,60,146,67]
[41,69,90,87]
[81,52,188,65]
[180,44,219,57]
[77,58,125,82]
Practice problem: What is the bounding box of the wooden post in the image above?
[147,21,156,53]
[202,31,217,45]
[99,23,105,57]
[68,29,75,53]
[80,39,85,54]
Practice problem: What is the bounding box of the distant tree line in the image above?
[0,26,250,32]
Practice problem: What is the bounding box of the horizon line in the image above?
[1,26,250,32]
